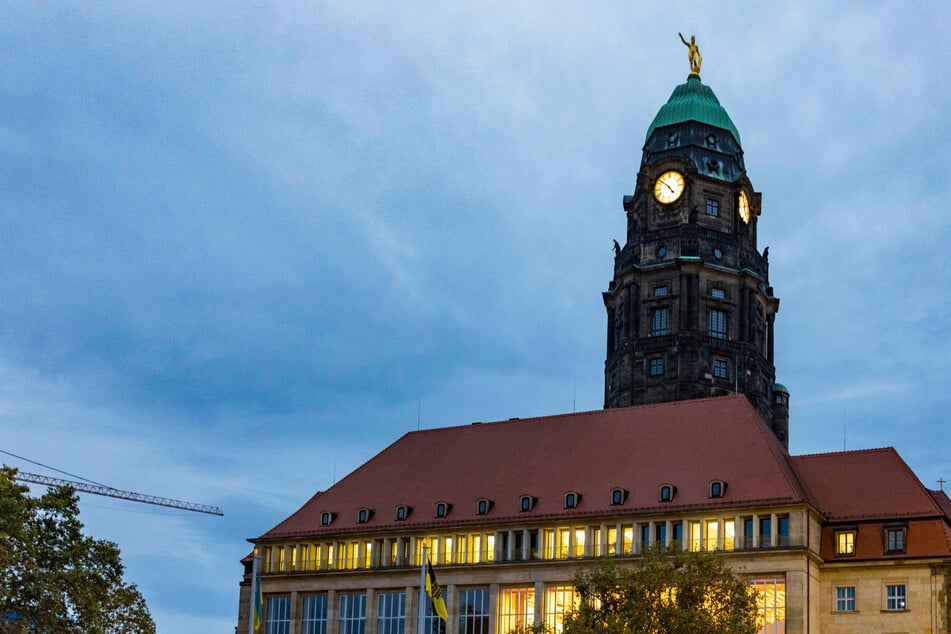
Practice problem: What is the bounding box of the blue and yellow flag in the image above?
[253,569,264,630]
[425,559,448,620]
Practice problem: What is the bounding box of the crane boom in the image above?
[14,470,223,516]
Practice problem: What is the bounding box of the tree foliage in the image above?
[563,545,758,634]
[0,466,155,634]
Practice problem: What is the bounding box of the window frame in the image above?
[476,498,491,515]
[651,307,670,336]
[320,511,335,527]
[649,357,664,376]
[884,526,907,554]
[835,529,857,557]
[610,488,627,506]
[564,492,580,509]
[709,481,725,498]
[658,484,675,503]
[885,583,906,611]
[520,495,535,512]
[834,586,855,613]
[708,308,727,339]
[705,198,719,217]
[713,358,728,379]
[435,502,451,518]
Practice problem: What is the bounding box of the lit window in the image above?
[750,578,785,632]
[659,485,674,502]
[710,481,724,498]
[520,496,534,512]
[544,586,580,634]
[395,506,408,521]
[713,359,728,378]
[835,530,856,556]
[886,584,906,611]
[611,488,626,506]
[711,287,725,299]
[653,285,669,297]
[497,587,535,634]
[705,198,719,216]
[709,309,727,339]
[651,308,670,336]
[885,527,906,553]
[835,586,855,612]
[649,358,664,376]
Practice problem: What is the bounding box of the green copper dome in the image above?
[645,75,741,147]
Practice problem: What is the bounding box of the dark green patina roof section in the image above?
[645,75,741,147]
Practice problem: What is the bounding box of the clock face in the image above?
[653,170,685,204]
[738,190,750,224]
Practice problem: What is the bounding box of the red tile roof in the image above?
[792,448,945,521]
[260,395,808,539]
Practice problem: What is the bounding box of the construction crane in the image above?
[14,470,223,516]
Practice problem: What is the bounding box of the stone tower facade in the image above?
[603,73,789,446]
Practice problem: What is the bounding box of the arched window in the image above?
[611,488,627,506]
[659,484,676,503]
[320,511,335,526]
[710,481,726,499]
[435,502,452,518]
[395,505,410,521]
[476,498,492,515]
[520,495,535,512]
[564,492,579,509]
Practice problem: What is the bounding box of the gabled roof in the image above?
[260,395,808,539]
[792,448,946,521]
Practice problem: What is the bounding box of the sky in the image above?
[1,2,950,632]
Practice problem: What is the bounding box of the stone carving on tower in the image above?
[604,47,789,446]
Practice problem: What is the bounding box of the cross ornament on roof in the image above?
[939,477,946,491]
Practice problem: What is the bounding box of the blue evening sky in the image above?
[1,2,949,631]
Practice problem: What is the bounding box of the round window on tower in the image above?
[656,245,667,258]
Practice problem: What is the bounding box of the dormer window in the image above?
[709,481,726,499]
[476,498,493,515]
[357,508,373,524]
[659,484,676,503]
[564,492,580,509]
[885,524,907,554]
[395,505,411,521]
[435,502,452,518]
[320,511,336,526]
[611,488,627,506]
[520,495,536,512]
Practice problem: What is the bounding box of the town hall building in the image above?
[237,48,951,634]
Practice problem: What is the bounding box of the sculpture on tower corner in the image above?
[679,33,702,74]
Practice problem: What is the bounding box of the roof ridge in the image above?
[402,395,746,435]
[794,446,893,459]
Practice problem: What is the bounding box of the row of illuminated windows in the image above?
[834,583,907,612]
[262,514,791,574]
[260,579,785,634]
[834,525,906,557]
[649,307,728,338]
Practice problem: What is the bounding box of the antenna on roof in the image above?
[417,395,421,431]
[843,416,847,451]
[572,377,576,413]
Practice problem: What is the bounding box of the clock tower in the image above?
[603,63,789,446]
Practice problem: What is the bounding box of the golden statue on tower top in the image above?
[679,33,702,75]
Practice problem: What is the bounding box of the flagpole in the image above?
[417,545,428,634]
[249,552,260,634]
